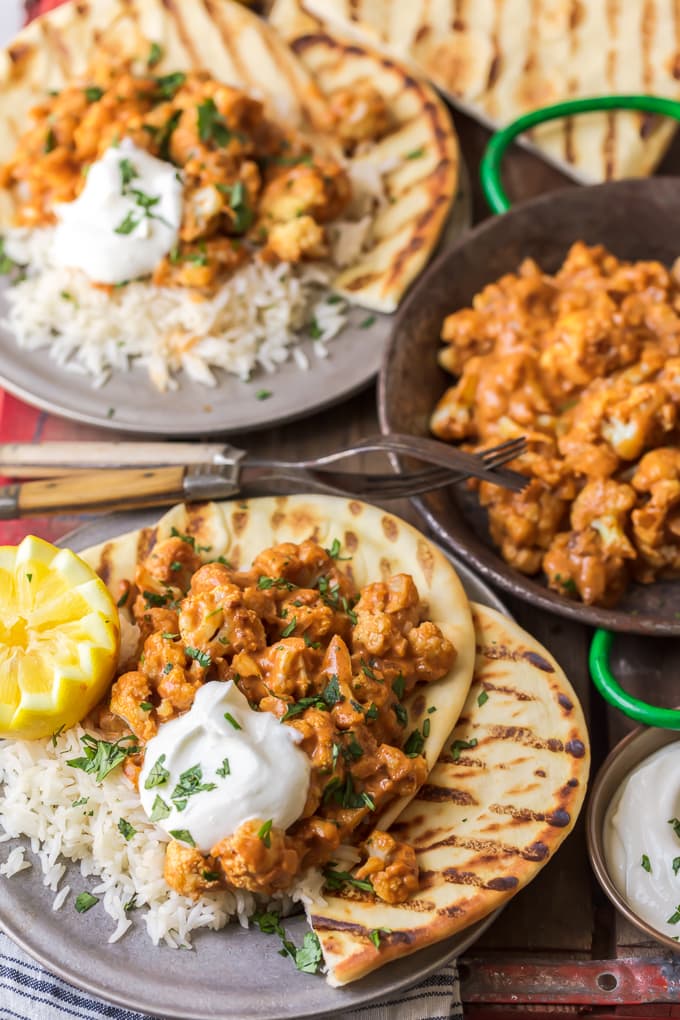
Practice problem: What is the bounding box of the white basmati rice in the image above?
[0,724,331,948]
[2,228,351,392]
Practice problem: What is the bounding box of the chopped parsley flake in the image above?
[404,728,425,758]
[257,575,296,591]
[450,737,478,761]
[670,818,680,839]
[392,702,408,728]
[169,829,195,847]
[153,71,186,100]
[405,147,425,159]
[197,97,240,147]
[144,753,170,789]
[185,646,211,668]
[325,538,351,560]
[258,819,273,848]
[118,818,136,841]
[369,928,392,949]
[422,717,431,738]
[216,758,230,778]
[309,318,323,339]
[641,853,652,872]
[74,892,99,913]
[323,867,373,894]
[51,723,65,747]
[114,210,140,235]
[147,42,163,68]
[67,734,139,783]
[170,764,217,812]
[116,589,129,607]
[359,315,376,329]
[150,795,171,822]
[140,701,153,712]
[252,911,323,974]
[281,617,297,638]
[674,857,680,877]
[668,904,680,925]
[392,674,405,699]
[84,86,104,103]
[477,690,489,707]
[224,712,242,730]
[256,389,272,400]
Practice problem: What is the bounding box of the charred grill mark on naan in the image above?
[284,0,680,183]
[307,603,589,986]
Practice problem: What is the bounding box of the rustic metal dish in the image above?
[587,722,680,953]
[0,508,505,1020]
[379,176,680,636]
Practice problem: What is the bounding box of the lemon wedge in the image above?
[0,536,120,740]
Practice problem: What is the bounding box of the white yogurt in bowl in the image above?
[604,741,680,940]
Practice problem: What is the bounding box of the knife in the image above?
[0,441,237,477]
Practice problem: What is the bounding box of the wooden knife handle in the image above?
[16,466,187,514]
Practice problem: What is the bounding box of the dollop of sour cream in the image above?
[604,742,680,938]
[138,681,311,852]
[53,139,182,285]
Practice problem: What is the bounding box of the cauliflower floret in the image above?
[109,670,158,742]
[163,839,222,900]
[600,383,675,461]
[352,574,421,658]
[259,160,350,225]
[211,819,300,895]
[264,215,327,262]
[354,830,419,904]
[329,82,390,145]
[543,529,630,606]
[480,477,568,575]
[430,356,482,441]
[570,479,636,559]
[631,448,680,579]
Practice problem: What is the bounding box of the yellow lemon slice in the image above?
[0,535,119,740]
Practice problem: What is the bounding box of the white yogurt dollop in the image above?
[604,741,680,937]
[138,681,311,852]
[53,139,182,285]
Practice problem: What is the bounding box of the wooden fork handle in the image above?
[5,466,189,517]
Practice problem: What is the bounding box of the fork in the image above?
[0,435,527,517]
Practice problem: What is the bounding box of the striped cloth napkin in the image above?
[0,930,463,1019]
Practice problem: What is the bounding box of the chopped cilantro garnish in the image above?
[147,42,163,68]
[144,753,170,789]
[323,867,373,894]
[477,690,489,707]
[224,712,242,730]
[258,819,273,848]
[67,734,139,783]
[197,97,241,148]
[44,128,57,154]
[72,797,88,808]
[450,737,478,761]
[668,904,680,925]
[140,701,153,712]
[169,829,195,847]
[405,147,425,159]
[641,854,652,872]
[404,728,425,757]
[114,210,139,235]
[216,758,230,778]
[392,673,405,700]
[369,927,392,948]
[153,71,186,100]
[150,795,171,822]
[118,818,136,841]
[359,315,376,329]
[202,869,221,882]
[322,674,342,707]
[281,617,297,638]
[185,646,211,668]
[309,318,323,339]
[84,85,104,103]
[392,702,408,728]
[325,538,351,560]
[256,389,272,400]
[170,764,217,812]
[216,179,253,232]
[116,588,129,608]
[74,892,99,913]
[257,575,296,591]
[119,157,139,190]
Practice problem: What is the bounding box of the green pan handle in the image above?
[590,630,680,729]
[480,94,680,215]
[481,94,680,726]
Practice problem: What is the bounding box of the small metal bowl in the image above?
[587,724,680,952]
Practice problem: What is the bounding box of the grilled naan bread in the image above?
[288,33,458,311]
[0,0,458,310]
[308,603,589,985]
[79,495,476,830]
[272,0,680,183]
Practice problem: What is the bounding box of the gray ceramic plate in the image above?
[0,170,470,438]
[0,509,506,1020]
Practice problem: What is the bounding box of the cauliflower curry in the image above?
[0,59,374,289]
[91,532,456,905]
[431,242,680,606]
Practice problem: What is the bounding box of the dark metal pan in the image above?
[379,170,680,636]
